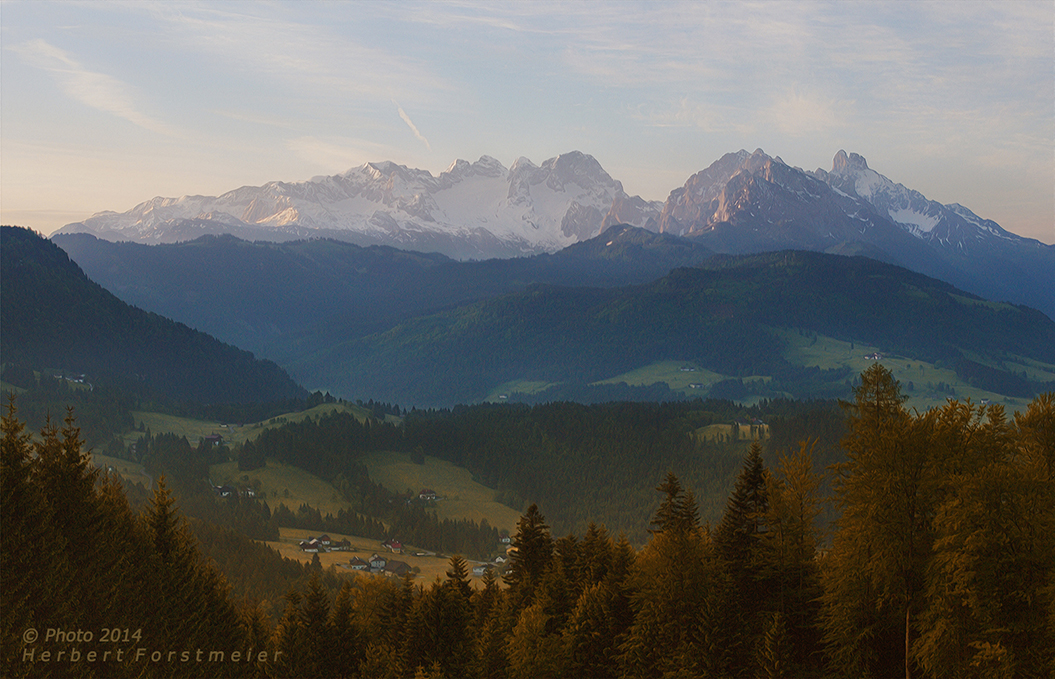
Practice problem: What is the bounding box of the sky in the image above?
[2,1,1052,244]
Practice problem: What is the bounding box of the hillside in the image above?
[296,251,1055,406]
[0,225,307,404]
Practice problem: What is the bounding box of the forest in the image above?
[3,365,1052,678]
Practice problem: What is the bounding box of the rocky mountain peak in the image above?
[442,155,508,181]
[832,149,869,174]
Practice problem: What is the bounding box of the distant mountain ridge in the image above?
[58,151,656,260]
[52,225,714,359]
[54,148,1053,319]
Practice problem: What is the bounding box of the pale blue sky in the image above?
[2,1,1052,243]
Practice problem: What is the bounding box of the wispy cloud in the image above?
[394,102,431,150]
[8,39,176,136]
[148,4,453,107]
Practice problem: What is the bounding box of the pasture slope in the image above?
[590,329,1053,412]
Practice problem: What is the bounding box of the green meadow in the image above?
[209,458,359,519]
[361,451,521,533]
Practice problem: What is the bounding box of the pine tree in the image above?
[507,601,566,679]
[756,611,790,679]
[472,599,512,678]
[712,442,768,567]
[711,441,773,673]
[575,522,613,591]
[649,472,699,535]
[621,477,736,678]
[563,582,619,679]
[445,554,473,602]
[504,504,554,607]
[299,571,333,677]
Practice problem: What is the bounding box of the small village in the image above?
[295,489,514,579]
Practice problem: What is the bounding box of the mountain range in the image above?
[55,148,1054,320]
[51,227,1055,408]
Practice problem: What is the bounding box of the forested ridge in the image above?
[0,226,306,405]
[3,366,1052,678]
[303,251,1055,406]
[52,226,714,358]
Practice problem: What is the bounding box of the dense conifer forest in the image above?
[3,365,1052,678]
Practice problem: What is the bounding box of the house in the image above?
[332,538,352,551]
[472,564,494,577]
[384,560,412,577]
[494,555,508,564]
[348,557,370,571]
[204,434,224,446]
[300,539,323,553]
[498,535,511,545]
[418,488,437,501]
[369,554,388,571]
[381,539,404,554]
[318,535,332,546]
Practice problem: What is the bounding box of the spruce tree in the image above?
[299,571,333,676]
[712,441,768,567]
[504,504,554,607]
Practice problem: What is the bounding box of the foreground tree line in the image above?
[2,365,1053,678]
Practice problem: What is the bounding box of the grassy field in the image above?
[89,452,153,489]
[594,360,729,393]
[209,459,357,518]
[361,451,522,534]
[1003,353,1055,383]
[128,402,368,448]
[776,328,1045,411]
